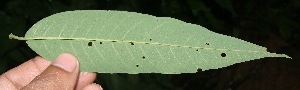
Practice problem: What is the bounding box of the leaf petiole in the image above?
[9,33,27,40]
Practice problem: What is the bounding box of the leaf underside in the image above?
[19,10,290,74]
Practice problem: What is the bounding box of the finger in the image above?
[22,53,80,90]
[0,56,51,89]
[75,72,97,90]
[82,83,103,90]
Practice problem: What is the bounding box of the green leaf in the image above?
[9,10,291,74]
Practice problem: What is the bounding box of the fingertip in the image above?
[31,56,51,71]
[80,72,96,77]
[82,83,103,90]
[52,53,78,72]
[75,72,97,90]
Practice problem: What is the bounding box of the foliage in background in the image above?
[1,0,299,89]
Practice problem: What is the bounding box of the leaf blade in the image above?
[16,10,291,74]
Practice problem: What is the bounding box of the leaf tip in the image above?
[266,52,292,59]
[283,54,292,59]
[275,53,292,59]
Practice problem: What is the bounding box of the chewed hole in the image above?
[205,43,210,45]
[100,42,103,44]
[88,42,92,46]
[142,56,145,59]
[150,39,152,41]
[130,42,134,45]
[197,68,202,72]
[136,65,139,67]
[221,53,226,57]
[33,39,46,40]
[196,49,199,51]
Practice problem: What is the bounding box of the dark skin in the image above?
[0,53,102,90]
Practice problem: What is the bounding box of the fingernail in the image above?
[52,53,78,72]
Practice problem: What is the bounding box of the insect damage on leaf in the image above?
[221,53,226,57]
[9,10,291,74]
[88,42,92,46]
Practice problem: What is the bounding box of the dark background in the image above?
[0,0,299,90]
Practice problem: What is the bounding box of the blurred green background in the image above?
[0,0,299,89]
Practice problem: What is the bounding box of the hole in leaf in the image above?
[196,49,199,51]
[100,42,103,44]
[205,43,210,45]
[130,42,134,45]
[197,68,202,72]
[88,42,92,46]
[136,65,139,67]
[142,56,145,59]
[221,53,226,57]
[150,39,152,41]
[61,39,74,40]
[33,39,46,40]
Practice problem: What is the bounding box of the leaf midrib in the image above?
[14,35,268,53]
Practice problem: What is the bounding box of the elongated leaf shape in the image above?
[9,10,290,74]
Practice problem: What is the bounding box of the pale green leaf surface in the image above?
[12,10,290,74]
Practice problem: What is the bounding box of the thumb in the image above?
[22,53,80,90]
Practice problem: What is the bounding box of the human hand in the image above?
[0,53,102,90]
